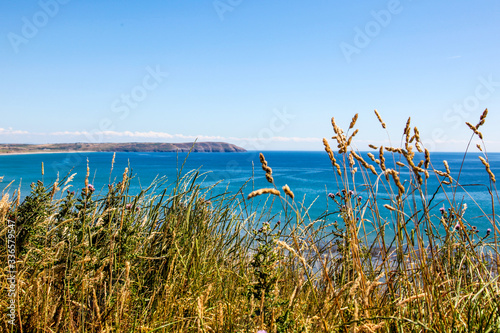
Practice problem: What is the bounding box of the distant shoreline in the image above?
[0,150,97,156]
[0,142,247,154]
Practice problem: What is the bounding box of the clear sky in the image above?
[1,0,499,151]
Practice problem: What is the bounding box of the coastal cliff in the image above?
[0,142,247,154]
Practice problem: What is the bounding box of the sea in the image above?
[1,151,499,238]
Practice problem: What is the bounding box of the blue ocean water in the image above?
[1,151,499,236]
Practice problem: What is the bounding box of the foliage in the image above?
[1,110,499,332]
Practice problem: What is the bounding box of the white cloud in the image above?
[6,128,496,152]
[0,127,29,135]
[229,136,321,143]
[1,128,321,144]
[1,128,231,142]
[51,131,89,136]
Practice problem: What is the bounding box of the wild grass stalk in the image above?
[1,110,499,332]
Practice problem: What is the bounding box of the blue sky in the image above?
[1,0,499,151]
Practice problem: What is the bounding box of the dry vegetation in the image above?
[1,110,499,332]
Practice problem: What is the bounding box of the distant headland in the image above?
[0,142,247,154]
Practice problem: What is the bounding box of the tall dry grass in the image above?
[1,110,499,332]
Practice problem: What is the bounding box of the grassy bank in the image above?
[1,110,500,332]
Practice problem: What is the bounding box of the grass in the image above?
[1,110,500,332]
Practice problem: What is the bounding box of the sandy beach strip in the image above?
[0,151,98,156]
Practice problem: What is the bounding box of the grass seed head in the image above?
[348,152,355,167]
[352,151,377,175]
[323,138,342,175]
[51,181,59,200]
[0,194,10,219]
[111,152,116,174]
[466,122,484,139]
[120,167,129,193]
[415,142,424,153]
[424,149,430,169]
[259,153,274,183]
[16,188,21,207]
[384,204,396,211]
[379,146,386,173]
[265,174,274,183]
[331,117,340,135]
[466,122,477,131]
[476,108,488,128]
[323,138,334,161]
[349,113,359,129]
[282,184,294,200]
[414,127,421,141]
[374,109,386,129]
[404,117,411,138]
[259,152,266,164]
[388,169,405,195]
[346,129,359,146]
[247,188,281,199]
[443,160,451,175]
[479,156,496,182]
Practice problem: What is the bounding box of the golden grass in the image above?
[1,109,499,332]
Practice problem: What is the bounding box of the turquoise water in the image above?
[1,151,499,236]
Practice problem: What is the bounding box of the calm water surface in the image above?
[1,151,499,237]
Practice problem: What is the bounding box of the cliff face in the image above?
[0,142,247,154]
